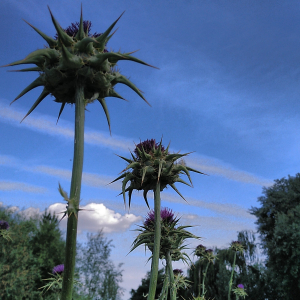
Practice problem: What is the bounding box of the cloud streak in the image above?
[0,181,47,193]
[0,100,273,186]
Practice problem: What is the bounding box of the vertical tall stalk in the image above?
[166,250,176,300]
[147,182,161,300]
[228,252,237,300]
[201,261,210,297]
[61,84,85,300]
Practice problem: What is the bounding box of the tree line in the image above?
[130,173,300,300]
[0,207,123,300]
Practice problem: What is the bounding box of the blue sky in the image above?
[1,0,300,298]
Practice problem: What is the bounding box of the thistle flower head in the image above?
[52,264,64,275]
[112,139,206,208]
[0,220,9,230]
[173,269,183,276]
[230,241,244,253]
[194,244,206,257]
[3,6,157,131]
[237,284,244,289]
[130,208,200,263]
[233,283,248,298]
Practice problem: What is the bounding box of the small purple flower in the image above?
[52,264,64,275]
[134,139,165,158]
[173,269,183,275]
[144,208,175,227]
[0,220,9,230]
[237,284,244,289]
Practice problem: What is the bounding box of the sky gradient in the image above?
[1,0,300,298]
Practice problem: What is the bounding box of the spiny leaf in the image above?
[172,165,193,185]
[122,173,134,207]
[75,4,85,40]
[21,88,50,122]
[11,76,44,104]
[95,11,125,51]
[112,74,151,106]
[58,44,83,70]
[58,183,69,201]
[57,102,66,124]
[186,166,207,175]
[75,37,98,53]
[169,184,187,202]
[109,172,127,184]
[97,98,111,135]
[143,189,150,209]
[7,67,42,72]
[115,154,133,164]
[107,88,127,101]
[48,6,74,47]
[174,177,191,187]
[23,19,57,48]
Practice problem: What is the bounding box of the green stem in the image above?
[201,261,210,297]
[228,252,237,300]
[166,250,176,300]
[198,260,201,297]
[147,182,161,300]
[61,84,85,300]
[159,266,169,300]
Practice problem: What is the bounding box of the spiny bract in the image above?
[111,139,206,208]
[130,208,200,262]
[3,6,157,131]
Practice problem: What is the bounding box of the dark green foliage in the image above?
[0,206,42,299]
[183,231,267,300]
[31,211,66,298]
[250,174,300,299]
[75,230,124,300]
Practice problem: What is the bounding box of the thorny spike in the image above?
[165,141,171,154]
[173,164,193,185]
[48,6,74,47]
[106,27,119,44]
[95,11,125,50]
[122,173,134,207]
[11,76,44,105]
[107,89,128,101]
[115,154,133,164]
[186,166,207,175]
[58,183,69,201]
[109,172,127,185]
[59,43,83,70]
[143,189,150,209]
[128,189,133,209]
[21,88,50,122]
[112,74,151,106]
[157,159,163,181]
[23,19,57,48]
[118,53,159,69]
[7,67,42,72]
[75,4,85,40]
[97,98,111,135]
[57,102,66,124]
[170,183,187,203]
[174,177,192,187]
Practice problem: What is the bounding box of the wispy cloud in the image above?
[0,181,47,194]
[0,100,273,186]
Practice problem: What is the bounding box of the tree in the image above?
[183,230,267,300]
[250,174,300,299]
[75,230,124,300]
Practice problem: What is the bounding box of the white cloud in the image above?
[0,181,47,194]
[48,202,142,233]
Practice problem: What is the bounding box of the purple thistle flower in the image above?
[0,220,9,230]
[134,139,165,158]
[144,207,175,227]
[173,269,183,275]
[237,284,244,289]
[52,264,64,275]
[205,249,213,254]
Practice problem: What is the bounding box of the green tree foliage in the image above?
[75,230,124,300]
[250,174,300,299]
[0,206,42,299]
[183,231,267,300]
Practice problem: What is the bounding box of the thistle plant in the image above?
[194,245,217,298]
[130,207,200,300]
[0,220,12,241]
[228,241,244,300]
[3,6,157,300]
[232,284,248,300]
[112,139,204,300]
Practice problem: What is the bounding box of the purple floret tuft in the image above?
[134,139,165,158]
[52,264,64,275]
[173,269,183,275]
[237,284,244,289]
[0,220,9,230]
[144,207,175,227]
